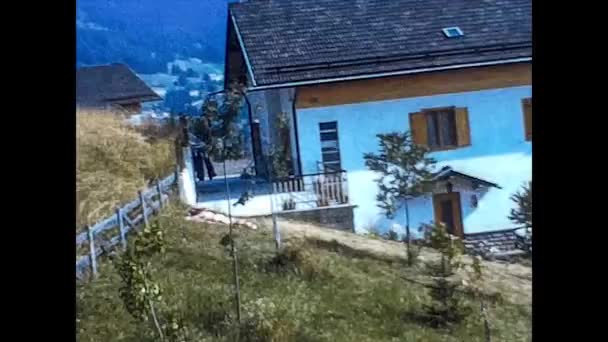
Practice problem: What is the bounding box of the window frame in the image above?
[319,121,342,172]
[420,106,459,152]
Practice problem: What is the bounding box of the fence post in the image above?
[117,208,126,250]
[156,179,164,208]
[174,164,180,194]
[87,225,98,278]
[139,190,149,228]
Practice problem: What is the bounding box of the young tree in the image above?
[113,222,167,340]
[422,222,470,327]
[364,131,436,266]
[509,181,532,228]
[191,83,247,323]
[465,256,493,342]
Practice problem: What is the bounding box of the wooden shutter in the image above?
[522,98,532,141]
[409,112,428,146]
[454,107,471,147]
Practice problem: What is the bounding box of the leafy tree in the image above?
[364,132,436,266]
[171,64,183,76]
[422,222,470,327]
[193,83,246,162]
[268,112,292,179]
[113,222,167,340]
[386,229,399,241]
[177,73,189,87]
[185,67,199,78]
[509,181,532,228]
[164,87,192,115]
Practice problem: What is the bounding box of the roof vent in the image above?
[442,27,464,38]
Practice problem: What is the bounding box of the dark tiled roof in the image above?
[76,63,161,106]
[230,0,532,86]
[431,166,501,189]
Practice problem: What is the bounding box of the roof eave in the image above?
[246,57,532,91]
[230,14,258,87]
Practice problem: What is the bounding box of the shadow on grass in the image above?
[304,238,400,264]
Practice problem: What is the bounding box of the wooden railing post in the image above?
[139,190,149,228]
[87,225,98,278]
[156,179,163,208]
[117,208,126,250]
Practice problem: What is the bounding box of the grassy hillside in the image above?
[76,204,531,342]
[76,110,176,230]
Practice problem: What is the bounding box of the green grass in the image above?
[76,204,531,342]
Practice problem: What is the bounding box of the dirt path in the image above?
[264,218,531,307]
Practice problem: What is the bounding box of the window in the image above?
[425,108,457,149]
[442,27,464,38]
[522,98,532,141]
[319,121,342,172]
[409,107,471,151]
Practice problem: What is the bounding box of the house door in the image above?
[432,192,464,237]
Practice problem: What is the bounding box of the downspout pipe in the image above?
[292,88,303,175]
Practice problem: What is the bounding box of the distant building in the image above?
[76,63,161,115]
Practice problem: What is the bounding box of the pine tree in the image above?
[363,131,436,266]
[509,181,532,228]
[422,222,470,327]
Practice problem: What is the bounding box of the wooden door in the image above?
[432,192,464,238]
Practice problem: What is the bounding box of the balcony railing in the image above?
[271,170,349,211]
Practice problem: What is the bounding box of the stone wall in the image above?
[463,228,518,255]
[277,205,356,232]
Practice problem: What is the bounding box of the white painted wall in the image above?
[296,86,532,236]
[178,147,197,206]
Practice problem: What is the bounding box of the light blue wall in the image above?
[296,86,532,237]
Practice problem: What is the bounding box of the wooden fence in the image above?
[272,171,349,210]
[76,172,178,280]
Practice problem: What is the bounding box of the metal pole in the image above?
[404,198,413,266]
[223,141,241,323]
[265,155,281,250]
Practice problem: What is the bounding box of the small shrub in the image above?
[264,246,327,281]
[386,229,400,241]
[239,283,317,342]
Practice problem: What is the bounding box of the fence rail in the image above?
[76,172,178,280]
[271,171,349,211]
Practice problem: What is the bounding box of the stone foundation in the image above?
[277,205,356,232]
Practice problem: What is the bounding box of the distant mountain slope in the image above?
[76,0,230,73]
